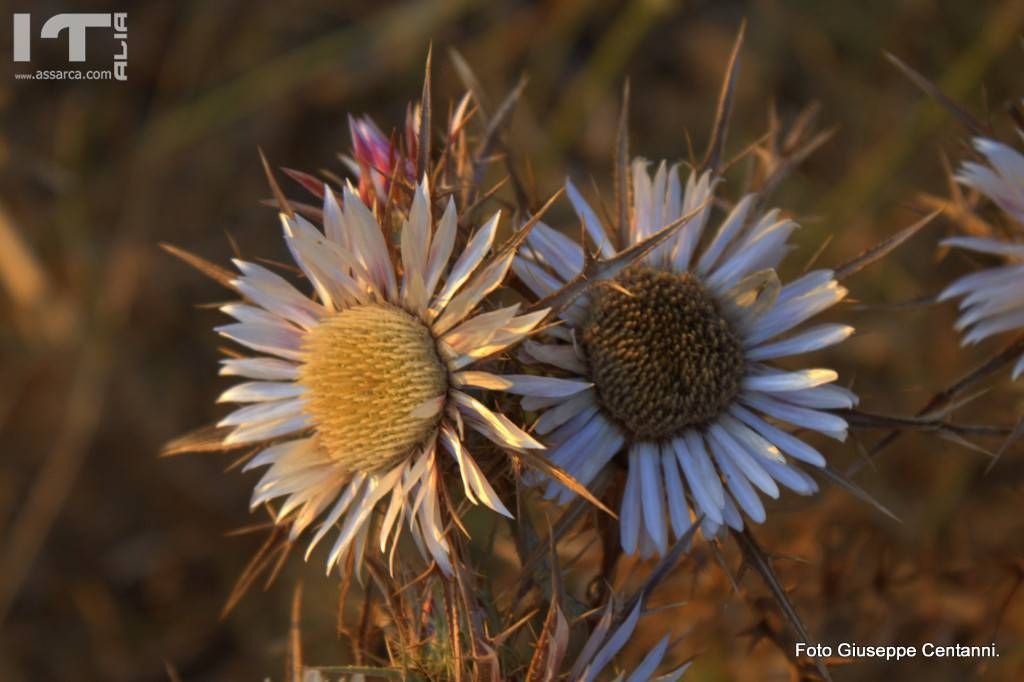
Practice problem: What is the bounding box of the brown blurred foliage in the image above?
[1,0,1024,680]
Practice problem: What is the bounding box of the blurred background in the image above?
[2,0,1024,679]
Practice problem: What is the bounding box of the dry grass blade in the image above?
[834,209,940,281]
[699,20,746,174]
[419,44,433,180]
[160,242,237,289]
[160,423,236,456]
[884,52,988,135]
[731,528,833,682]
[513,449,617,518]
[530,195,712,317]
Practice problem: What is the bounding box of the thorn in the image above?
[615,79,631,246]
[259,147,294,219]
[700,19,746,174]
[419,44,433,181]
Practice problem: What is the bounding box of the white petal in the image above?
[224,413,311,445]
[746,323,854,359]
[217,381,304,403]
[424,198,458,297]
[741,392,848,440]
[534,390,596,435]
[697,195,754,275]
[401,178,432,314]
[708,434,766,523]
[526,221,584,281]
[636,441,668,556]
[217,322,305,361]
[219,357,299,381]
[729,403,827,467]
[661,445,689,538]
[233,260,324,329]
[452,390,544,450]
[433,249,515,335]
[585,601,642,682]
[521,339,587,374]
[218,398,305,428]
[942,235,1024,257]
[742,368,839,393]
[626,636,671,682]
[566,177,615,258]
[302,473,366,559]
[674,433,724,525]
[431,211,500,317]
[707,422,779,498]
[780,384,859,409]
[497,375,592,398]
[342,185,397,300]
[620,453,642,555]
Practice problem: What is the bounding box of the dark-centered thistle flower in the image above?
[214,178,545,575]
[513,160,855,555]
[939,136,1024,379]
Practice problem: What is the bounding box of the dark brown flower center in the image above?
[580,266,745,440]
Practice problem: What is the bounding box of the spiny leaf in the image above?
[160,422,235,456]
[731,527,833,682]
[161,242,236,290]
[259,147,294,219]
[884,51,988,135]
[419,44,433,180]
[819,464,901,523]
[700,20,746,174]
[513,448,617,519]
[986,415,1024,474]
[834,209,940,281]
[282,167,326,199]
[529,194,713,317]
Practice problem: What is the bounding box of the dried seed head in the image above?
[581,267,745,440]
[300,303,448,473]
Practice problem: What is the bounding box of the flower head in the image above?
[346,108,418,207]
[514,159,855,555]
[939,136,1024,379]
[215,177,546,575]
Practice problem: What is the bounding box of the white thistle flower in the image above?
[215,177,546,575]
[939,137,1024,379]
[513,159,855,555]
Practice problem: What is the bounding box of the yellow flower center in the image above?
[300,303,448,473]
